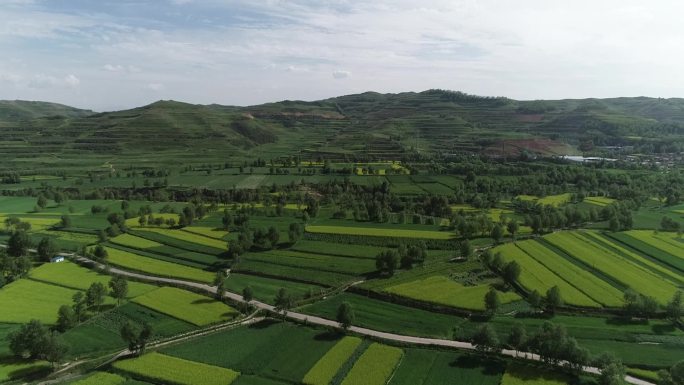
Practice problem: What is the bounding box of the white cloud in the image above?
[145,83,165,91]
[103,64,142,73]
[27,74,80,89]
[332,70,351,79]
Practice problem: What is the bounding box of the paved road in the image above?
[0,245,653,385]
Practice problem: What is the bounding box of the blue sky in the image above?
[1,0,682,111]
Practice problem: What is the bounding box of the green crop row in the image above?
[132,287,238,326]
[305,225,454,240]
[340,343,403,385]
[302,337,362,385]
[113,352,240,385]
[104,246,214,283]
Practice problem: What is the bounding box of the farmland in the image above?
[305,225,454,240]
[0,279,79,324]
[339,343,403,385]
[132,287,238,326]
[104,246,215,283]
[302,337,362,385]
[113,352,240,385]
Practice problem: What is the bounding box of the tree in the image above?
[93,245,108,262]
[44,333,69,368]
[60,215,72,228]
[7,230,31,257]
[336,301,355,330]
[8,319,50,359]
[459,239,473,259]
[274,288,292,316]
[36,195,48,210]
[36,237,57,262]
[597,353,626,385]
[491,224,504,244]
[502,261,521,287]
[666,290,683,324]
[109,276,128,305]
[242,286,254,302]
[56,305,77,332]
[529,290,543,311]
[472,324,499,354]
[120,321,153,356]
[288,222,302,244]
[545,286,563,312]
[375,250,399,276]
[657,360,684,385]
[72,292,87,322]
[507,322,527,355]
[484,287,500,316]
[86,282,106,311]
[507,220,519,240]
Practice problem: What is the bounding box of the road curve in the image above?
[0,244,653,385]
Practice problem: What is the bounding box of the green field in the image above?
[29,261,157,297]
[501,363,572,385]
[113,352,240,385]
[0,279,79,324]
[302,337,362,385]
[340,343,403,385]
[0,359,51,383]
[183,226,230,240]
[133,227,227,252]
[132,287,238,326]
[71,372,126,385]
[545,231,679,302]
[305,225,454,240]
[104,246,214,283]
[224,273,324,304]
[385,275,521,311]
[388,349,504,385]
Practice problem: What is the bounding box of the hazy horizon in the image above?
[2,0,683,111]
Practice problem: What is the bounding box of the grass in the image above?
[234,259,354,287]
[290,240,383,259]
[183,226,230,240]
[609,231,684,271]
[223,273,324,305]
[545,231,679,303]
[132,287,238,326]
[71,372,126,385]
[29,260,157,297]
[241,249,376,275]
[0,279,79,324]
[340,343,403,385]
[110,233,163,249]
[162,321,339,383]
[113,352,240,385]
[305,225,454,240]
[501,363,573,385]
[584,196,616,207]
[385,275,521,311]
[104,246,214,283]
[0,358,51,383]
[302,337,362,385]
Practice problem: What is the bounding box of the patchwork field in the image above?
[132,287,238,326]
[501,363,572,385]
[385,275,521,311]
[0,279,79,324]
[339,343,403,385]
[224,273,324,304]
[302,337,362,385]
[113,352,240,385]
[104,246,214,283]
[305,225,454,240]
[388,349,504,385]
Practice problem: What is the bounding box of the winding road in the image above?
[63,253,653,385]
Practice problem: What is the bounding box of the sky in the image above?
[1,0,683,111]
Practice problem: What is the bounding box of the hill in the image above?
[1,91,683,171]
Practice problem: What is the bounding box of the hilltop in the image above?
[1,90,683,170]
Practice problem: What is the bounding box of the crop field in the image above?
[71,372,126,385]
[290,240,383,259]
[0,359,51,383]
[223,273,324,304]
[302,337,362,385]
[162,321,339,383]
[385,275,521,311]
[234,259,355,286]
[29,260,157,297]
[493,243,602,307]
[104,246,215,283]
[302,293,463,338]
[132,287,238,326]
[609,231,684,271]
[132,227,227,252]
[305,225,453,240]
[584,196,616,207]
[182,226,230,240]
[0,215,59,231]
[62,302,195,357]
[0,279,79,324]
[113,352,240,385]
[501,363,572,385]
[545,231,680,302]
[516,193,572,207]
[339,343,403,385]
[241,249,376,276]
[388,349,504,385]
